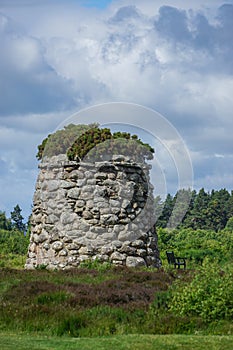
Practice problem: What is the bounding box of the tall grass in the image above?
[0,264,232,337]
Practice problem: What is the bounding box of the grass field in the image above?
[0,262,232,348]
[0,265,232,337]
[0,333,233,350]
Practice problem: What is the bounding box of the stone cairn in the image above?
[25,154,161,269]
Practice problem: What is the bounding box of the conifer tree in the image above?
[0,211,11,230]
[10,205,25,233]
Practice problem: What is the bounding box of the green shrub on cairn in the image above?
[37,124,154,163]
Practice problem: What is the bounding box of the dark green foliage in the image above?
[10,205,25,233]
[0,229,29,255]
[226,191,233,218]
[36,124,154,163]
[167,189,193,229]
[156,194,175,228]
[67,127,154,163]
[36,123,99,160]
[0,211,11,231]
[67,127,112,161]
[156,188,233,231]
[225,217,233,231]
[205,189,230,231]
[190,188,210,229]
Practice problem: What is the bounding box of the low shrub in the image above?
[168,261,233,322]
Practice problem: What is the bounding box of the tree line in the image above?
[155,188,233,231]
[0,204,27,233]
[0,205,29,258]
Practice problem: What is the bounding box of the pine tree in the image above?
[168,188,193,229]
[226,191,233,219]
[206,189,230,231]
[182,190,197,228]
[156,193,174,228]
[186,188,210,229]
[10,205,25,233]
[0,211,12,230]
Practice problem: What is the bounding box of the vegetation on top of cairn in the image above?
[36,124,154,163]
[36,123,98,160]
[67,127,154,163]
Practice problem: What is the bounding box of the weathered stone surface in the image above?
[101,231,118,241]
[118,231,138,242]
[46,214,59,224]
[119,243,136,254]
[60,180,75,189]
[126,256,146,268]
[43,242,50,250]
[131,240,145,248]
[25,158,161,270]
[60,212,77,225]
[75,199,86,207]
[34,213,43,224]
[136,249,147,257]
[76,179,86,187]
[100,214,118,225]
[47,180,60,192]
[112,240,122,248]
[36,233,48,243]
[110,252,126,262]
[100,245,114,255]
[59,249,68,256]
[67,188,81,199]
[52,241,64,251]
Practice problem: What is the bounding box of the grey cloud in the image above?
[0,69,75,115]
[101,32,140,63]
[193,4,233,73]
[109,5,141,23]
[192,153,233,191]
[0,14,75,115]
[155,6,192,42]
[215,4,233,71]
[0,158,8,176]
[153,4,233,74]
[193,13,216,50]
[217,3,233,25]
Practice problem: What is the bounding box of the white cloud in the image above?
[0,12,75,115]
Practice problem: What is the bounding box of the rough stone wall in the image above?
[25,154,161,269]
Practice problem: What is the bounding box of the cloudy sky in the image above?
[0,0,233,219]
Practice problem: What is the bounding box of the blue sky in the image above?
[81,0,113,8]
[0,0,233,220]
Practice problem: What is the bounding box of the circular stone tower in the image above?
[25,127,161,269]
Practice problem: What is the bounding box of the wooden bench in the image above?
[166,251,187,269]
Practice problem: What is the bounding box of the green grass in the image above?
[0,265,232,338]
[0,333,232,350]
[0,254,27,269]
